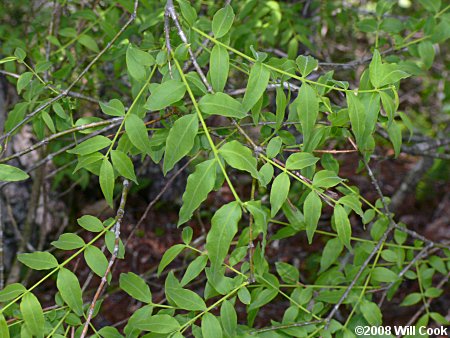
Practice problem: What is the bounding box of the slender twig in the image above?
[164,1,173,77]
[398,271,450,337]
[165,0,213,93]
[44,0,58,82]
[6,164,45,284]
[324,159,396,327]
[0,0,138,145]
[80,179,130,338]
[0,121,122,191]
[0,195,3,289]
[0,118,122,164]
[0,69,99,103]
[251,320,323,334]
[125,154,199,245]
[377,243,437,307]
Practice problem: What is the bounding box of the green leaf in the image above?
[334,204,352,250]
[418,41,435,69]
[219,140,258,179]
[165,271,207,311]
[357,18,378,32]
[275,262,300,283]
[120,272,152,303]
[179,159,217,226]
[369,50,383,88]
[266,136,282,158]
[380,90,396,122]
[346,92,366,150]
[369,50,410,87]
[429,256,447,274]
[20,293,45,337]
[178,0,197,26]
[15,49,28,61]
[372,267,398,283]
[212,5,235,38]
[276,86,287,128]
[381,249,398,262]
[134,314,180,333]
[304,191,322,244]
[387,120,402,158]
[0,164,29,182]
[296,83,318,147]
[186,71,207,95]
[5,102,28,133]
[429,312,449,325]
[360,300,382,325]
[104,231,125,259]
[248,288,278,311]
[221,300,237,337]
[100,158,115,207]
[0,314,9,338]
[199,93,246,118]
[378,64,410,87]
[111,150,138,183]
[419,0,441,13]
[0,283,26,302]
[400,292,422,306]
[125,114,152,154]
[424,287,443,298]
[77,215,104,232]
[338,195,363,216]
[57,268,83,316]
[42,110,56,133]
[210,45,229,92]
[126,44,154,81]
[285,152,319,170]
[100,99,125,117]
[163,114,198,174]
[17,72,33,94]
[18,251,58,270]
[158,244,186,276]
[180,255,208,286]
[242,62,270,111]
[59,28,77,37]
[202,313,223,338]
[51,233,85,250]
[182,226,193,244]
[67,135,112,155]
[258,162,274,187]
[295,55,318,77]
[145,79,186,111]
[206,201,242,269]
[78,34,99,52]
[0,56,17,64]
[320,237,344,272]
[270,173,290,217]
[84,245,109,277]
[238,287,251,304]
[312,170,343,188]
[97,327,123,338]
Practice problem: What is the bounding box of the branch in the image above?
[165,0,213,93]
[399,270,450,337]
[324,159,396,327]
[0,120,122,191]
[0,0,138,145]
[125,153,199,245]
[377,243,437,307]
[0,118,123,164]
[80,179,130,338]
[250,320,323,335]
